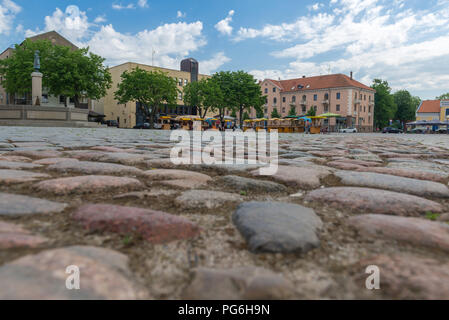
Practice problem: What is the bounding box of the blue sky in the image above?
[1,0,449,99]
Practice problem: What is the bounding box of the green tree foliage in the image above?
[46,46,112,108]
[114,67,178,128]
[0,39,53,96]
[393,90,417,129]
[271,108,281,118]
[255,106,264,118]
[306,107,316,117]
[183,78,223,119]
[0,39,112,108]
[436,93,449,100]
[212,71,264,127]
[242,112,250,121]
[371,79,397,130]
[288,105,297,117]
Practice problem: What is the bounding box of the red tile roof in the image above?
[417,100,441,113]
[265,74,375,92]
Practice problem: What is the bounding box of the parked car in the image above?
[436,127,449,134]
[133,122,150,129]
[339,128,358,133]
[104,120,118,127]
[409,128,424,134]
[382,127,403,133]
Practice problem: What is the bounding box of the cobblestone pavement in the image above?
[0,126,448,299]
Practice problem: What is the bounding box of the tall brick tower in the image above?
[180,58,199,83]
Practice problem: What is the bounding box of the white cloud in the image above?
[215,10,235,36]
[94,15,107,23]
[308,3,324,11]
[87,22,206,69]
[235,12,334,42]
[244,0,449,97]
[25,5,90,44]
[177,10,186,18]
[137,0,148,8]
[199,52,231,74]
[0,0,21,35]
[112,3,136,10]
[24,5,208,71]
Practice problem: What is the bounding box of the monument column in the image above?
[31,71,43,106]
[31,50,42,106]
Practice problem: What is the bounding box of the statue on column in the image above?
[31,50,43,106]
[34,50,40,72]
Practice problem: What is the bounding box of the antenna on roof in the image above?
[152,48,156,66]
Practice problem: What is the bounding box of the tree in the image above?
[288,105,297,117]
[212,71,265,127]
[183,78,223,119]
[393,90,418,129]
[46,46,112,108]
[242,112,250,120]
[0,39,112,108]
[306,107,316,117]
[436,93,449,100]
[0,39,54,98]
[271,108,281,118]
[114,68,178,128]
[371,79,397,130]
[255,106,264,118]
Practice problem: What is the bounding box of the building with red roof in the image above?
[416,100,449,122]
[255,73,375,132]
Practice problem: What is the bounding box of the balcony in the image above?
[354,98,362,105]
[322,99,329,105]
[300,99,307,105]
[369,101,375,106]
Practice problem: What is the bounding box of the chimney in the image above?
[350,71,353,80]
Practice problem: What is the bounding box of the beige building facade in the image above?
[103,60,210,128]
[254,73,375,132]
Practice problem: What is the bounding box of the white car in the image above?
[339,128,358,133]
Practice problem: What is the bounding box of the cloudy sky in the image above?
[0,0,448,99]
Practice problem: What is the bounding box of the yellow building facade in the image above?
[103,61,210,128]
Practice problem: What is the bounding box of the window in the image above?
[369,106,371,113]
[273,87,276,93]
[302,106,306,112]
[178,78,182,86]
[282,107,285,113]
[313,94,317,101]
[273,97,277,104]
[292,96,296,103]
[59,96,66,104]
[364,106,366,113]
[364,95,366,100]
[69,97,74,104]
[178,92,183,100]
[302,95,306,101]
[355,93,357,99]
[42,94,49,103]
[336,92,341,99]
[336,104,340,112]
[282,97,286,103]
[324,93,329,100]
[184,79,188,86]
[265,88,268,94]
